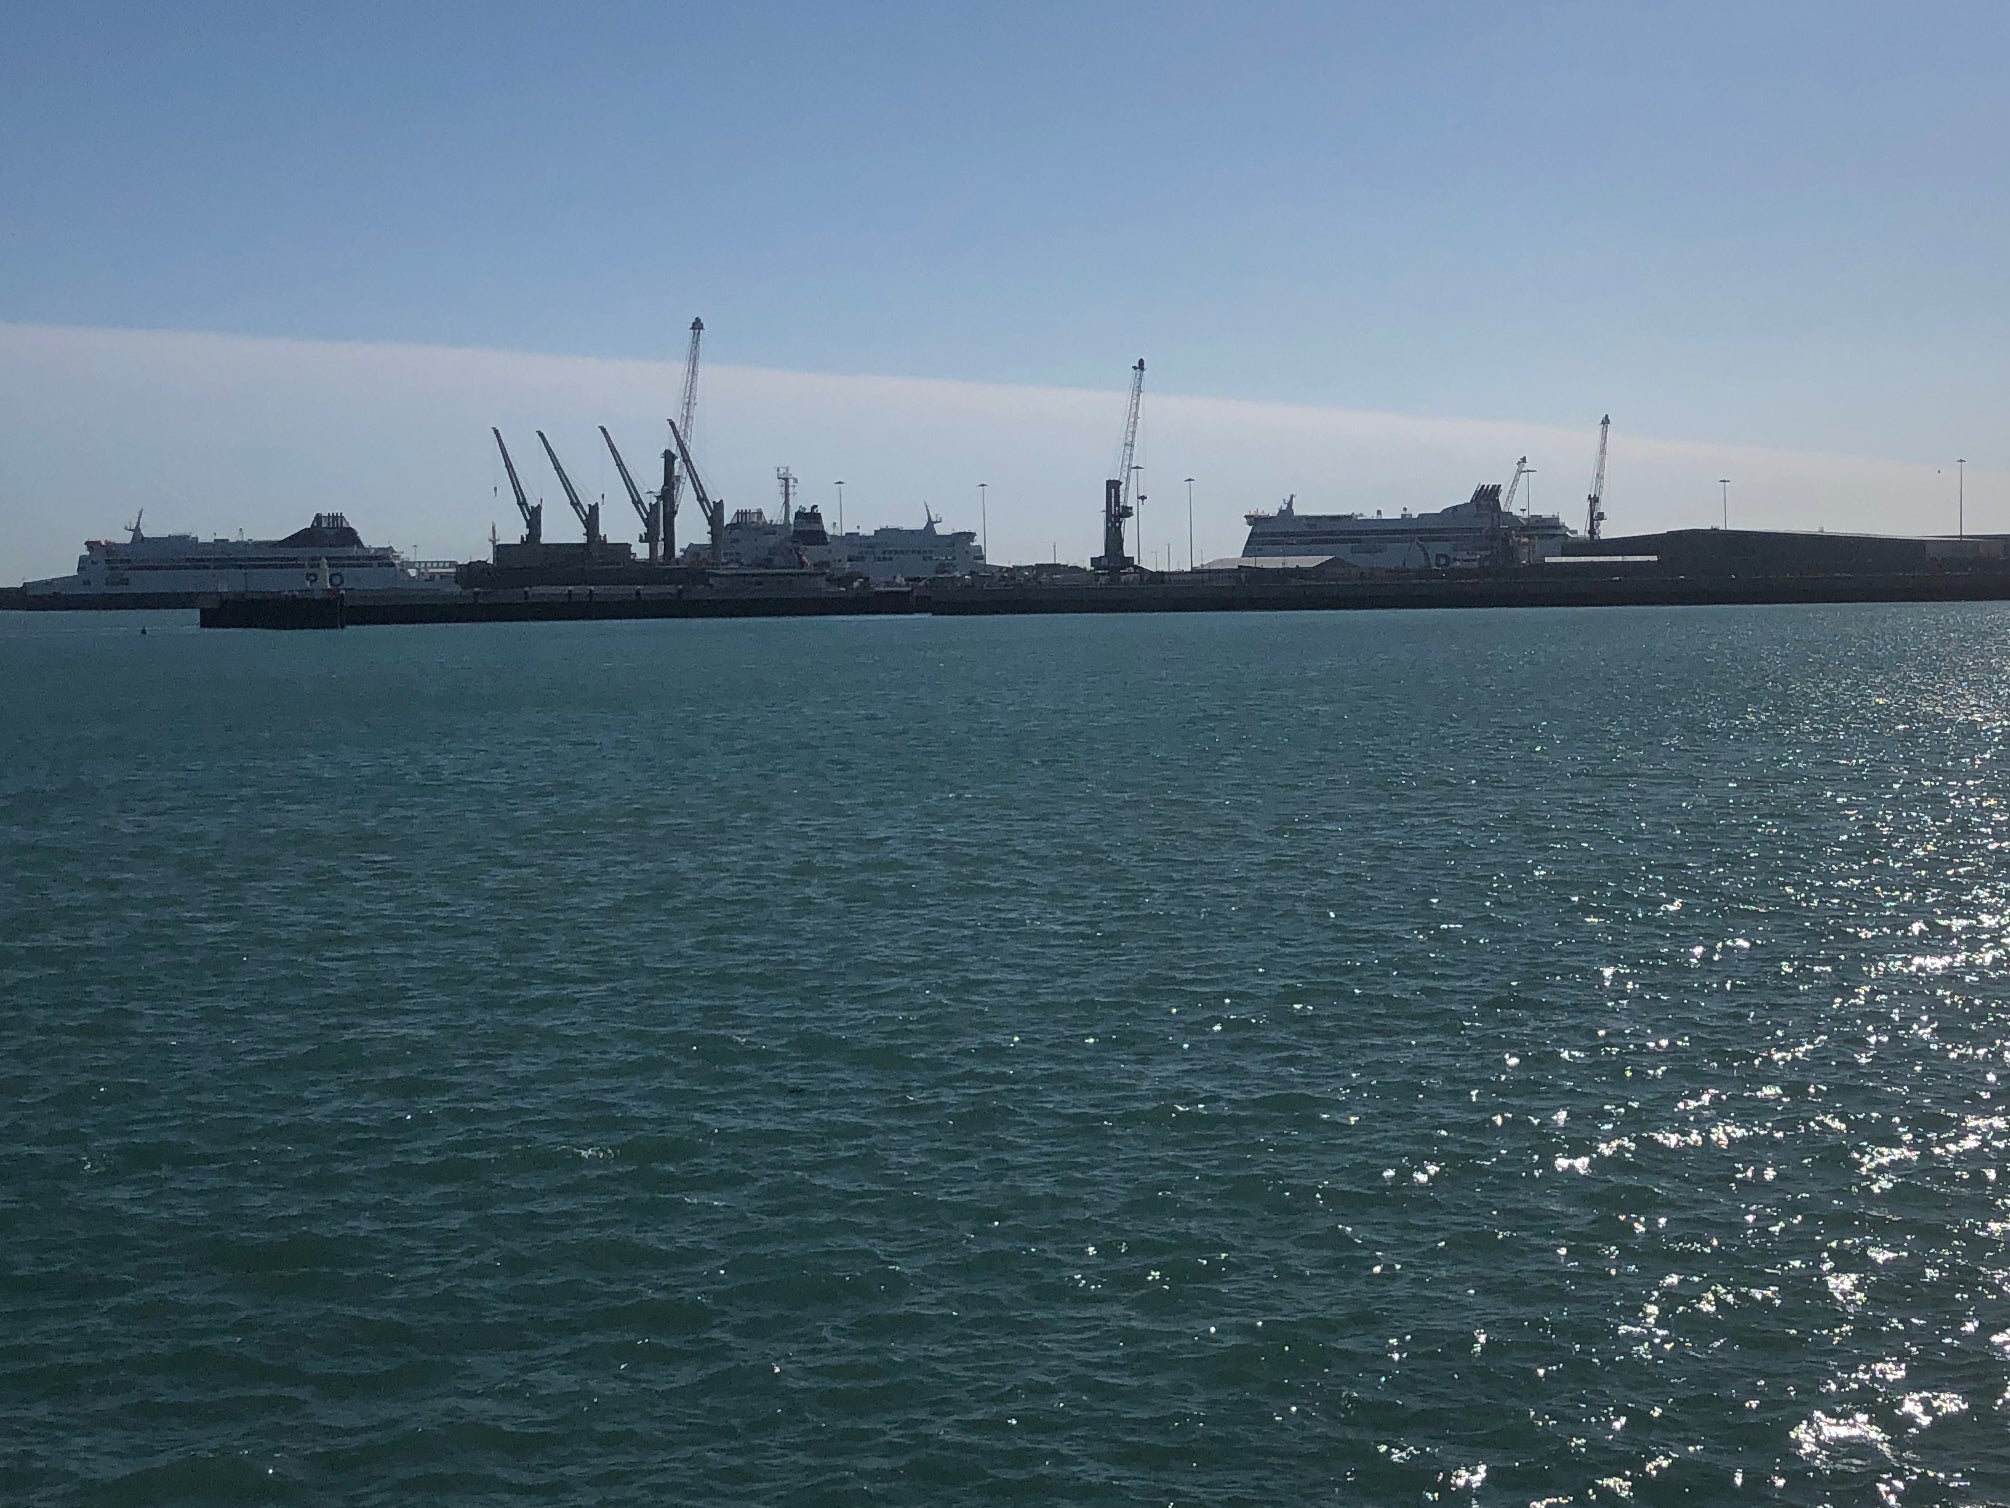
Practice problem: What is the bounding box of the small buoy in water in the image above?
[139,627,148,636]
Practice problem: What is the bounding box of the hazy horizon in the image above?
[0,319,1994,583]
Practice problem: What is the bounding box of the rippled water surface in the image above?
[6,604,2010,1505]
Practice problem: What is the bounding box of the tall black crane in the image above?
[1586,415,1610,541]
[537,430,602,546]
[1093,359,1144,573]
[666,418,724,567]
[655,448,678,562]
[491,427,541,544]
[599,425,662,562]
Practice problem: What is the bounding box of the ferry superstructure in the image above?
[835,509,986,583]
[23,513,455,597]
[1240,484,1574,570]
[678,504,839,572]
[687,504,987,582]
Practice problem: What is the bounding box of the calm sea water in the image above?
[5,604,2010,1505]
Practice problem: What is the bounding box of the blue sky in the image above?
[1,2,2004,572]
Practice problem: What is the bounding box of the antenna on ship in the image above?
[1585,415,1610,541]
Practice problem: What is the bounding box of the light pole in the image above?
[979,482,988,563]
[1958,459,1966,538]
[1719,478,1730,530]
[1130,465,1145,566]
[1185,477,1195,571]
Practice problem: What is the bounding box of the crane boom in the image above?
[667,317,703,527]
[537,430,601,544]
[1094,359,1144,572]
[1501,456,1530,515]
[491,427,541,543]
[666,418,724,566]
[599,427,650,524]
[1117,358,1144,512]
[602,425,663,562]
[678,318,703,445]
[1586,414,1610,541]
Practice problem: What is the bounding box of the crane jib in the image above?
[599,426,651,526]
[491,428,541,542]
[536,431,594,530]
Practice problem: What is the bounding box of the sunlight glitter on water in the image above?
[8,604,2010,1502]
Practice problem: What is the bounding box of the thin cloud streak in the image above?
[0,322,1991,582]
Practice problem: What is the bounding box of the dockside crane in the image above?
[664,317,703,540]
[666,418,724,566]
[1585,415,1610,541]
[492,427,542,544]
[1094,358,1145,573]
[1501,456,1532,516]
[655,447,677,562]
[678,318,703,449]
[537,430,603,547]
[599,425,662,562]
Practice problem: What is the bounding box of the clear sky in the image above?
[1,2,2004,575]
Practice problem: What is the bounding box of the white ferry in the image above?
[684,504,987,582]
[23,513,457,598]
[834,508,986,583]
[1240,482,1574,570]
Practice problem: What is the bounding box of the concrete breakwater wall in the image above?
[194,565,2010,628]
